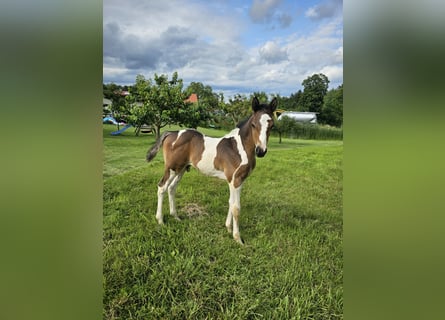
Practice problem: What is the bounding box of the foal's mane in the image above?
[236,104,271,129]
[236,117,249,129]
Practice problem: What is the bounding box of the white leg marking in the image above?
[167,168,186,221]
[225,190,234,232]
[156,186,166,224]
[229,183,243,244]
[155,170,176,224]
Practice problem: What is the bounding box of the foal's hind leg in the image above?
[156,169,177,224]
[167,167,187,221]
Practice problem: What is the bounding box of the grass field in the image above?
[103,124,343,319]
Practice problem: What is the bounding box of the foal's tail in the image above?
[146,131,173,162]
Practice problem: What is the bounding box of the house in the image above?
[103,98,112,107]
[103,98,113,116]
[185,93,198,104]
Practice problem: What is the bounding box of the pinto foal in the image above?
[146,97,277,244]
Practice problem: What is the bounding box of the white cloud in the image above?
[249,0,282,23]
[305,0,342,21]
[248,0,294,29]
[259,41,288,63]
[103,0,343,97]
[320,65,343,85]
[219,16,342,95]
[103,0,245,76]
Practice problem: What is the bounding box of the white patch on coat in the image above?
[258,114,272,150]
[230,128,249,181]
[196,136,226,180]
[196,128,249,181]
[231,128,248,166]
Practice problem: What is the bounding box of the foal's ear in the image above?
[269,97,278,112]
[252,96,261,112]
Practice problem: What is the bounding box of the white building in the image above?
[277,111,317,124]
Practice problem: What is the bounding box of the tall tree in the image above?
[300,73,330,113]
[276,91,301,112]
[321,84,343,127]
[290,90,303,110]
[125,72,188,138]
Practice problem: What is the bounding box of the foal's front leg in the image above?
[225,207,233,233]
[227,183,243,244]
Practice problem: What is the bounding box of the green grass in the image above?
[103,124,343,319]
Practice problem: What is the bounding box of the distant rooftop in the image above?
[185,93,198,103]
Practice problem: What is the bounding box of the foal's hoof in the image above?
[172,215,181,221]
[234,234,244,245]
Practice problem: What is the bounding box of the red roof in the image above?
[185,93,198,103]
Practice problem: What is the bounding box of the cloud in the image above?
[104,22,159,70]
[259,41,288,63]
[320,65,343,84]
[249,0,282,23]
[103,0,244,76]
[278,13,293,28]
[306,0,342,21]
[103,0,343,97]
[157,26,202,69]
[248,0,294,30]
[221,16,342,94]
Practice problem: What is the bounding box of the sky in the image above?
[103,0,343,99]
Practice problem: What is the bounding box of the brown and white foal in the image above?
[146,97,277,244]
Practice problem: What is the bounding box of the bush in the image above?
[274,116,342,140]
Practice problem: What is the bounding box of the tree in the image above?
[290,90,303,110]
[176,99,209,129]
[184,82,217,128]
[274,115,296,144]
[300,73,329,113]
[103,83,128,129]
[103,83,122,99]
[223,94,252,127]
[252,91,269,104]
[321,84,343,127]
[185,82,219,112]
[125,72,189,138]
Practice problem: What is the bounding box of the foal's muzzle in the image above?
[255,146,267,157]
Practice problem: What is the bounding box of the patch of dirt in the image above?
[181,203,209,218]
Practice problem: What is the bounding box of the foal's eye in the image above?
[251,123,256,128]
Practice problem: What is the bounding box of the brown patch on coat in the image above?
[233,163,254,188]
[214,137,242,183]
[158,130,204,186]
[164,130,204,169]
